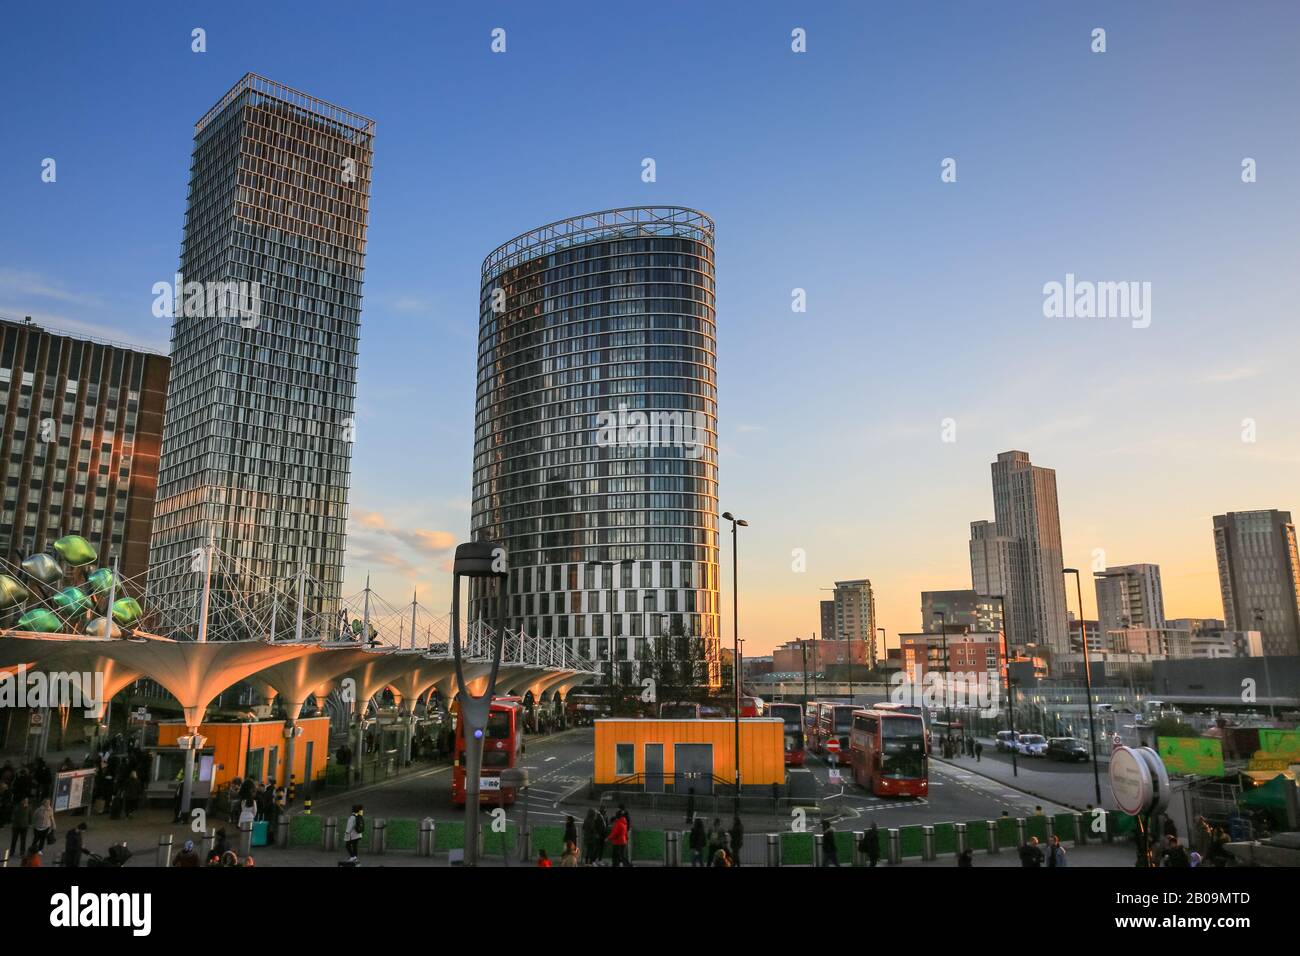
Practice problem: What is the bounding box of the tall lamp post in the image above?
[1064,568,1103,805]
[450,541,509,867]
[722,512,748,797]
[990,594,1017,777]
[877,627,886,681]
[933,611,952,750]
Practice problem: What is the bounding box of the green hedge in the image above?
[532,825,566,856]
[1027,815,1049,841]
[631,829,664,862]
[830,831,854,863]
[434,820,465,852]
[966,820,989,850]
[386,818,420,851]
[996,816,1019,849]
[934,822,957,855]
[1111,811,1137,837]
[482,823,518,855]
[899,825,924,857]
[781,832,814,865]
[1053,812,1078,842]
[290,814,323,847]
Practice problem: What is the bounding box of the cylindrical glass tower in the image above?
[471,207,720,690]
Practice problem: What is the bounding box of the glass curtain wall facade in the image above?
[147,74,374,638]
[471,208,721,689]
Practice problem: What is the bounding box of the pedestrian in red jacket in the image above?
[607,812,630,867]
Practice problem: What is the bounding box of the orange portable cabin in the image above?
[158,716,331,790]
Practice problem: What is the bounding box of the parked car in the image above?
[1016,733,1048,757]
[1046,737,1090,762]
[995,730,1019,753]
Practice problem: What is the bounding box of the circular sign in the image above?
[825,739,840,753]
[1109,745,1152,815]
[1136,747,1171,815]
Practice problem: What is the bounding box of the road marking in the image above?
[544,756,556,762]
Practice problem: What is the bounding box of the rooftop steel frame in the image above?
[195,71,376,137]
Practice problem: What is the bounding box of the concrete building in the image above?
[831,579,878,667]
[772,638,870,673]
[1213,510,1300,656]
[1094,563,1166,635]
[921,589,1003,635]
[148,74,375,636]
[819,599,835,641]
[469,207,720,688]
[0,317,169,582]
[987,450,1069,655]
[898,630,1002,681]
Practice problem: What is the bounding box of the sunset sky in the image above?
[2,1,1297,654]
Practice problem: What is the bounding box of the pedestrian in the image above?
[821,821,840,866]
[344,803,364,863]
[685,788,696,825]
[30,798,54,853]
[9,796,30,858]
[729,815,744,866]
[1046,834,1068,867]
[592,807,609,866]
[238,792,257,831]
[1162,813,1178,841]
[1019,836,1044,867]
[1034,805,1044,816]
[958,848,974,867]
[122,771,143,820]
[537,848,552,867]
[1161,834,1190,868]
[63,822,87,868]
[563,814,578,848]
[560,841,580,867]
[707,817,726,861]
[581,809,599,866]
[975,740,983,762]
[709,833,732,867]
[689,817,707,867]
[860,821,880,867]
[607,811,630,867]
[172,839,201,867]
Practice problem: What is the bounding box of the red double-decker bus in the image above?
[740,695,765,717]
[848,708,928,797]
[817,704,856,761]
[451,697,523,805]
[768,702,806,766]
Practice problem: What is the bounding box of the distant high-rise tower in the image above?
[989,450,1069,655]
[831,579,878,667]
[148,74,375,637]
[820,599,836,641]
[969,518,1018,631]
[1094,563,1165,636]
[1213,510,1300,656]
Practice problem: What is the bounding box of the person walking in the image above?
[560,840,580,867]
[821,821,840,866]
[581,809,599,867]
[9,796,30,858]
[957,848,974,867]
[729,815,745,867]
[1161,834,1190,868]
[592,807,609,866]
[607,811,629,867]
[536,848,552,867]
[710,833,732,867]
[30,798,54,853]
[172,839,201,867]
[860,821,881,867]
[707,817,726,862]
[974,740,983,762]
[1046,834,1068,868]
[1019,836,1044,867]
[563,814,578,849]
[122,771,143,820]
[343,804,364,864]
[63,822,87,868]
[689,817,707,867]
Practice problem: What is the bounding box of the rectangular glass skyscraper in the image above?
[148,74,374,638]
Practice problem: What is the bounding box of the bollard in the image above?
[766,832,780,867]
[1016,817,1027,849]
[1,848,8,868]
[203,828,217,860]
[851,831,864,867]
[813,833,823,867]
[418,818,434,857]
[887,828,901,864]
[324,816,337,851]
[277,816,290,849]
[986,820,998,855]
[665,829,679,867]
[1071,813,1085,846]
[954,822,968,854]
[303,798,312,816]
[239,820,253,858]
[157,833,174,868]
[520,825,532,863]
[373,817,387,855]
[921,826,937,861]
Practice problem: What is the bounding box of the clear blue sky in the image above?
[2,1,1297,651]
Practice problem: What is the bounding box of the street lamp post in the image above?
[934,611,952,751]
[877,627,885,681]
[1064,568,1104,806]
[722,512,748,797]
[449,541,510,867]
[990,594,1017,777]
